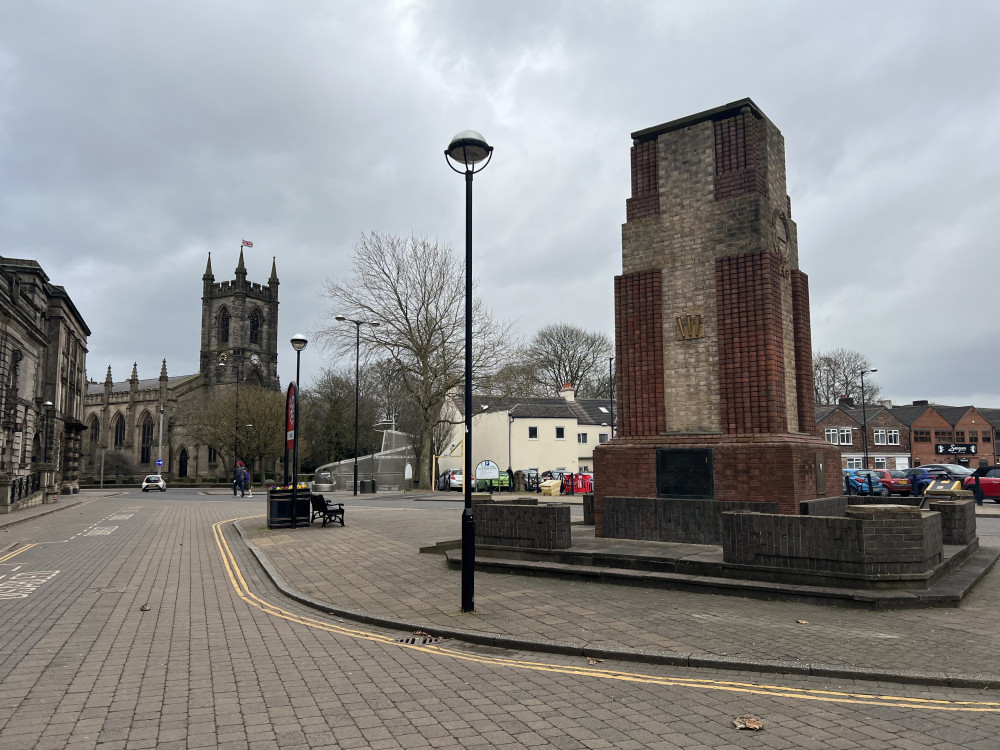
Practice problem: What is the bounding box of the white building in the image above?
[437,384,616,478]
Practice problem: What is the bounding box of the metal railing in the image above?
[8,472,43,503]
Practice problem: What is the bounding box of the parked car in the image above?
[963,466,1000,503]
[901,467,934,496]
[141,474,166,492]
[917,463,973,479]
[864,469,911,496]
[540,470,565,482]
[842,469,884,496]
[437,469,463,491]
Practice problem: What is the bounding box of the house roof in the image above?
[886,403,935,426]
[977,408,1000,428]
[454,395,616,427]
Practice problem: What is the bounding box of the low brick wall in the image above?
[800,495,924,515]
[927,498,977,545]
[582,494,594,525]
[474,503,571,550]
[603,497,780,545]
[722,505,943,576]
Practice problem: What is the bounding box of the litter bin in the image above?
[540,479,561,496]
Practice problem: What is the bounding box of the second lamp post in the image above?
[335,316,379,496]
[859,367,877,470]
[445,129,493,613]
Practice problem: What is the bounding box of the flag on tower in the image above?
[242,239,253,248]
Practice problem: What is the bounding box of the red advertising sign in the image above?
[285,383,296,449]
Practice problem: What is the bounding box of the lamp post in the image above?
[445,129,493,613]
[216,356,241,473]
[290,334,308,529]
[859,368,877,469]
[335,316,380,496]
[40,400,53,491]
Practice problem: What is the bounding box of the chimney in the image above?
[913,400,929,406]
[838,395,855,408]
[558,383,575,402]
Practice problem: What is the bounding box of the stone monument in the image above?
[594,98,842,533]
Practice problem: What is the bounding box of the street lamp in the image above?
[859,368,877,469]
[445,129,493,613]
[41,401,53,464]
[335,316,380,496]
[290,334,308,529]
[216,355,241,472]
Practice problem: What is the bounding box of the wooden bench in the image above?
[309,494,345,527]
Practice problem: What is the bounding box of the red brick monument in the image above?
[594,99,842,534]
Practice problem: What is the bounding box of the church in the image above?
[82,250,280,481]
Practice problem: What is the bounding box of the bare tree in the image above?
[317,232,514,484]
[813,348,883,406]
[524,324,613,398]
[299,366,381,472]
[184,385,285,481]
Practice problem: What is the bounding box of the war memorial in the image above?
[448,99,998,608]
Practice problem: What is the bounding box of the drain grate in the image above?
[397,635,447,646]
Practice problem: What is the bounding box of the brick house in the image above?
[900,404,995,468]
[816,401,910,470]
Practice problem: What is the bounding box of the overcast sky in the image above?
[2,1,998,408]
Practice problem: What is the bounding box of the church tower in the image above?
[199,248,280,390]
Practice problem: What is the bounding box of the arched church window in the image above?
[113,414,125,449]
[88,415,100,445]
[249,309,260,345]
[220,308,230,344]
[140,414,154,464]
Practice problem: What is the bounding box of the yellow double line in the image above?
[0,544,36,564]
[212,519,1000,712]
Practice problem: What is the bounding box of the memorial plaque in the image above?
[656,448,714,499]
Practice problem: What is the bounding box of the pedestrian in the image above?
[244,467,252,498]
[233,461,245,498]
[506,466,514,493]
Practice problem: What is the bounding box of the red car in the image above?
[865,469,912,496]
[964,466,1000,502]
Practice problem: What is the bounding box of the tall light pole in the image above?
[335,316,380,495]
[859,368,877,469]
[216,356,241,472]
[445,129,493,613]
[290,334,308,529]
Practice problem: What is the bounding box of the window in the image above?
[887,429,900,445]
[969,430,978,443]
[577,433,587,444]
[113,414,126,449]
[140,417,154,464]
[528,426,538,440]
[874,457,887,469]
[825,428,838,445]
[220,308,230,344]
[914,429,931,443]
[985,431,992,444]
[846,457,862,469]
[874,429,887,446]
[598,433,609,444]
[208,447,217,464]
[555,427,565,440]
[955,430,965,442]
[839,428,852,445]
[249,309,260,345]
[934,430,952,443]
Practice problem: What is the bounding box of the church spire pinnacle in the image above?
[269,256,279,286]
[204,252,214,280]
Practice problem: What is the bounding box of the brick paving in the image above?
[0,491,998,749]
[241,491,1000,686]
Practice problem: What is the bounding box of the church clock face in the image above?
[250,353,260,366]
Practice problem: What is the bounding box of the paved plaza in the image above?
[0,490,997,749]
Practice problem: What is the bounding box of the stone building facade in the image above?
[594,99,842,524]
[0,257,90,510]
[83,251,280,480]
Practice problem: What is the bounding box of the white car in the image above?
[142,474,166,492]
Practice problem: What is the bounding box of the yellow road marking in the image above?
[0,544,36,563]
[213,518,1000,713]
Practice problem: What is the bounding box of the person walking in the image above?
[233,461,245,498]
[244,467,252,498]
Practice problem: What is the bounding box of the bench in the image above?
[309,494,345,528]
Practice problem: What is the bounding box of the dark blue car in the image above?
[902,468,934,496]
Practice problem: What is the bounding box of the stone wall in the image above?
[722,505,943,576]
[603,496,779,545]
[927,498,977,546]
[474,503,571,550]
